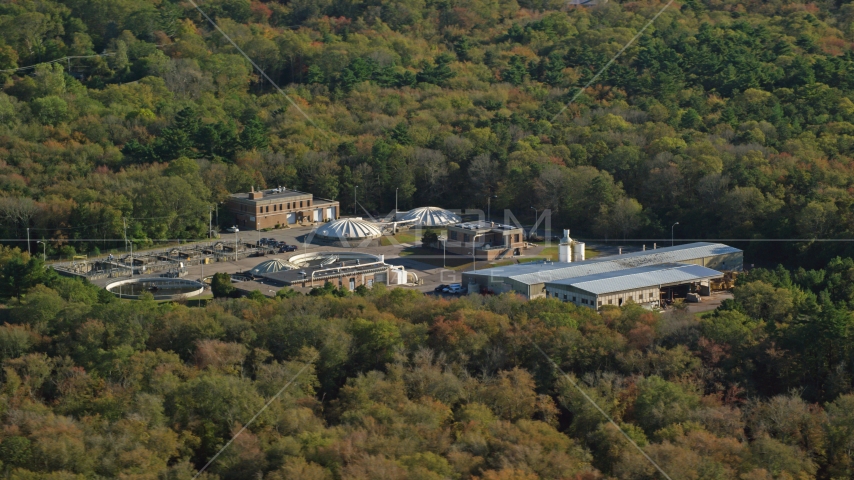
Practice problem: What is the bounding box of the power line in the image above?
[192,353,320,479]
[186,0,327,137]
[550,0,676,122]
[531,342,674,480]
[0,53,115,74]
[25,214,189,232]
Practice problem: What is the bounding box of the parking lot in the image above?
[170,225,556,295]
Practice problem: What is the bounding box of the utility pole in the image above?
[530,206,537,238]
[209,206,213,239]
[123,217,128,254]
[26,227,30,256]
[354,185,358,215]
[472,233,483,272]
[487,195,497,222]
[671,222,679,247]
[395,188,398,219]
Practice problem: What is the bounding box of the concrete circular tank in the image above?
[106,277,205,300]
[286,251,383,268]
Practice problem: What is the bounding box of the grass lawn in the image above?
[522,244,600,263]
[399,247,497,271]
[398,243,602,271]
[539,245,558,260]
[380,233,418,246]
[186,294,214,307]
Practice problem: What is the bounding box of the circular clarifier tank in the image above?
[106,277,205,300]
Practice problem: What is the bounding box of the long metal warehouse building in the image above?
[461,242,742,299]
[543,263,725,309]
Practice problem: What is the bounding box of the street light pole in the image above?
[530,206,537,238]
[27,227,30,255]
[438,235,447,268]
[487,195,497,222]
[354,185,358,216]
[472,233,483,272]
[395,188,398,219]
[37,241,45,262]
[671,221,679,247]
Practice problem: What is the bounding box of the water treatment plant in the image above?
[106,278,205,300]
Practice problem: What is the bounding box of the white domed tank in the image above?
[250,258,294,276]
[314,217,383,240]
[399,207,461,226]
[572,242,585,262]
[559,229,572,263]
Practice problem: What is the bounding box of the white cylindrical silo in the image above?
[558,229,572,263]
[572,242,585,262]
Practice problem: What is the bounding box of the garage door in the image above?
[287,213,296,225]
[325,207,332,220]
[314,209,321,222]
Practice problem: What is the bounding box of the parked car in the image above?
[443,283,463,294]
[434,284,449,293]
[277,241,288,247]
[226,226,239,233]
[259,237,270,245]
[279,245,298,252]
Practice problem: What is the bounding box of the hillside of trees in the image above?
[3,243,854,478]
[1,1,854,264]
[8,0,854,476]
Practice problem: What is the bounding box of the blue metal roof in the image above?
[465,242,740,286]
[545,263,723,295]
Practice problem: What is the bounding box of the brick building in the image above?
[225,187,339,230]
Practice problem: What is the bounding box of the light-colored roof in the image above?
[399,207,462,226]
[249,258,294,275]
[314,217,383,239]
[230,189,309,202]
[545,263,723,295]
[450,221,521,232]
[465,242,740,286]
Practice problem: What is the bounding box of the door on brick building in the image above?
[349,278,355,291]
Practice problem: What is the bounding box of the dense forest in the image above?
[4,244,854,478]
[8,0,854,477]
[2,0,854,264]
